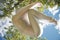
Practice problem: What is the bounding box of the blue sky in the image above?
[41,7,60,40]
[42,25,60,40]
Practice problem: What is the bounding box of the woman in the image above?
[12,2,57,38]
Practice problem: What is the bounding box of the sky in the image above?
[0,3,60,40]
[40,6,60,40]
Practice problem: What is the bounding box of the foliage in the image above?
[4,26,47,40]
[0,0,23,17]
[0,0,60,17]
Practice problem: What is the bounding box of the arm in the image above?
[14,2,38,19]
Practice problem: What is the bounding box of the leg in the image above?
[12,15,35,37]
[28,13,40,37]
[12,2,41,37]
[28,9,57,25]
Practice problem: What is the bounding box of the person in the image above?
[12,2,57,38]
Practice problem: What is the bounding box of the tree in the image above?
[0,0,60,17]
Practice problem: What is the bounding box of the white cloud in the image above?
[55,19,60,31]
[59,14,60,18]
[48,5,59,15]
[0,17,12,37]
[38,19,60,36]
[37,18,57,38]
[58,32,60,34]
[53,10,59,15]
[0,10,4,15]
[37,19,53,38]
[48,5,58,12]
[0,28,5,36]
